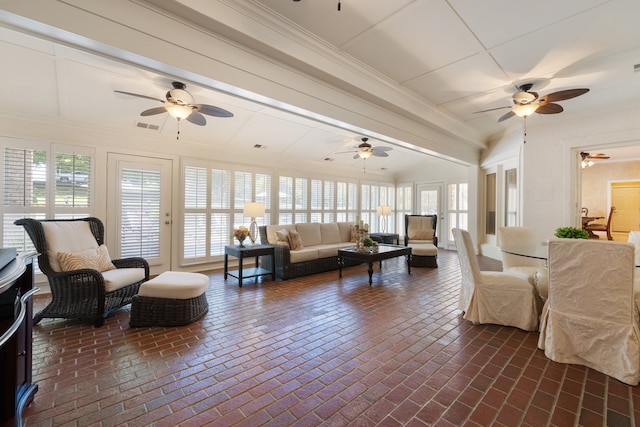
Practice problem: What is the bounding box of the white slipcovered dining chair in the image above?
[497,226,549,299]
[453,228,543,331]
[538,238,640,385]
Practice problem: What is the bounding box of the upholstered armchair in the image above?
[15,217,149,327]
[538,238,640,385]
[453,228,543,331]
[404,214,438,267]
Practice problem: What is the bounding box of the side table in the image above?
[369,233,400,245]
[224,244,276,287]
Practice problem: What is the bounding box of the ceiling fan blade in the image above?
[114,90,164,104]
[497,111,515,122]
[140,106,168,116]
[541,88,589,103]
[352,154,360,160]
[372,151,389,157]
[535,103,563,114]
[335,150,357,155]
[373,146,392,152]
[589,154,610,159]
[194,104,234,117]
[473,106,511,114]
[186,111,206,126]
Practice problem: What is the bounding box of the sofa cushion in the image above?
[289,248,319,263]
[265,224,296,244]
[320,223,341,244]
[42,221,100,272]
[337,222,354,242]
[295,223,322,247]
[316,243,353,259]
[288,230,304,250]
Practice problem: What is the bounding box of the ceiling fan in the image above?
[336,137,392,172]
[476,83,590,122]
[580,151,609,168]
[337,137,392,159]
[114,81,233,127]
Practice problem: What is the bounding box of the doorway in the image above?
[416,182,443,245]
[612,182,640,233]
[107,154,173,275]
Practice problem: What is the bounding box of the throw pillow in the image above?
[275,229,289,241]
[287,230,304,250]
[409,228,434,241]
[350,225,358,243]
[58,244,117,272]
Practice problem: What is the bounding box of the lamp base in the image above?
[249,218,258,245]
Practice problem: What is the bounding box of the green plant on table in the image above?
[362,237,374,247]
[554,226,589,239]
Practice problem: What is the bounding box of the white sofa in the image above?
[258,222,361,279]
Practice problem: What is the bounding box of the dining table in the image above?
[501,242,640,267]
[581,216,604,238]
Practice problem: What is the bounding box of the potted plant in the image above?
[554,226,589,239]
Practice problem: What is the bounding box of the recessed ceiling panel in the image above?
[342,1,482,83]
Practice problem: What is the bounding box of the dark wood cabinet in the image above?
[0,254,38,427]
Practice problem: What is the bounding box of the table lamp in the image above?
[376,205,391,233]
[244,202,265,245]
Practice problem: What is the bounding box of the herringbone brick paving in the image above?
[24,249,640,426]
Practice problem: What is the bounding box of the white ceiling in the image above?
[1,0,639,173]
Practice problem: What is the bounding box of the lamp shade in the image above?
[244,202,265,218]
[376,205,391,216]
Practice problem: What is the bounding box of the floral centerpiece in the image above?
[233,226,250,247]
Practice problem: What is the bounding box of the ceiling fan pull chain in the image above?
[523,117,527,144]
[176,119,181,140]
[337,0,341,11]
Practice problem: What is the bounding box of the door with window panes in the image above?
[107,154,172,275]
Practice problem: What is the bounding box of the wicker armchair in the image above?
[14,217,149,327]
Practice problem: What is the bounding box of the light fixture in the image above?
[580,152,594,169]
[358,150,372,159]
[376,205,391,233]
[244,202,265,245]
[512,103,538,118]
[165,103,192,120]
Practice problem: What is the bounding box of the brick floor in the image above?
[23,249,639,426]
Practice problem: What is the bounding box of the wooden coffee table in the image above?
[338,244,412,286]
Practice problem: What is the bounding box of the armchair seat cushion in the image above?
[102,268,147,292]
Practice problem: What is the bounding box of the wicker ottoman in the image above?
[408,243,438,267]
[130,271,209,327]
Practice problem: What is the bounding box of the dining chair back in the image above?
[585,206,615,240]
[497,226,548,299]
[538,238,640,385]
[453,228,542,331]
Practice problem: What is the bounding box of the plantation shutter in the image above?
[120,167,161,259]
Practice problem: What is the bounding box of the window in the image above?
[485,173,496,235]
[2,141,94,272]
[279,175,358,224]
[448,182,468,241]
[504,168,518,226]
[360,182,395,233]
[395,183,412,233]
[182,161,271,264]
